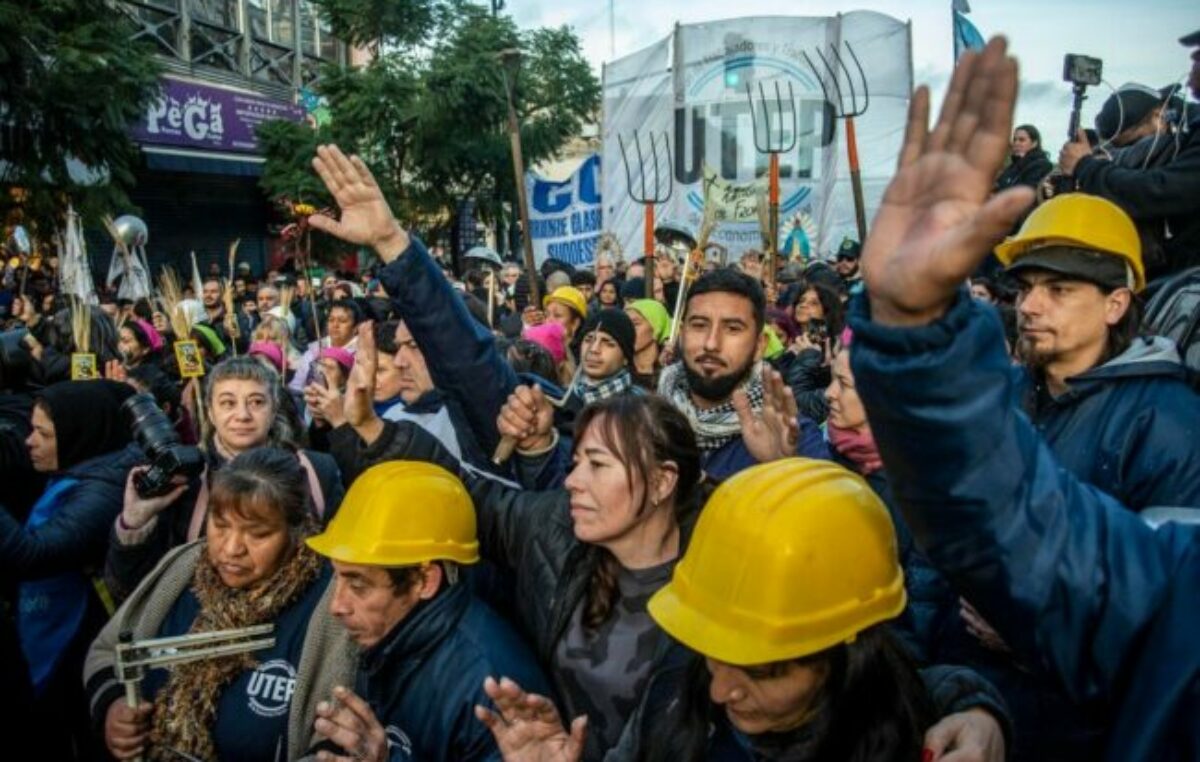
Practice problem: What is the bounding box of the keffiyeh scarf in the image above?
[659,362,766,451]
[574,368,643,405]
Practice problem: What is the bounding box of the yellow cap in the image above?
[542,286,589,319]
[648,458,905,666]
[307,461,480,566]
[993,194,1144,291]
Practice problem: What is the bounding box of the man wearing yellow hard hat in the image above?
[994,193,1200,509]
[303,461,550,761]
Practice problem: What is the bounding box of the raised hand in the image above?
[475,677,586,762]
[309,145,410,262]
[733,366,799,464]
[863,37,1034,327]
[344,321,384,444]
[305,382,347,429]
[314,686,389,762]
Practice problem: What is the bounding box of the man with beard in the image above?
[657,268,828,481]
[201,277,253,353]
[998,192,1200,510]
[834,238,864,294]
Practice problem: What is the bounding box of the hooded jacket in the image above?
[1073,112,1200,276]
[849,291,1200,761]
[1024,335,1200,510]
[342,580,550,762]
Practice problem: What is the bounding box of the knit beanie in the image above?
[580,308,636,366]
[626,299,671,344]
[522,321,567,365]
[1095,83,1162,141]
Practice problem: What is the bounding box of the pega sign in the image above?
[132,77,305,154]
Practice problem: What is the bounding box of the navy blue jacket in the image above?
[351,581,550,762]
[849,292,1200,761]
[378,239,518,460]
[702,416,828,483]
[1022,335,1200,510]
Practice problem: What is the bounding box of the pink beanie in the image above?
[131,319,165,352]
[320,346,355,373]
[522,321,566,365]
[248,341,285,373]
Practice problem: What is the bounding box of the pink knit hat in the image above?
[248,341,285,373]
[320,346,355,373]
[130,319,164,352]
[522,321,566,365]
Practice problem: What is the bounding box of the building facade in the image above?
[114,0,347,278]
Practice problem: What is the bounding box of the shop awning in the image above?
[142,146,265,177]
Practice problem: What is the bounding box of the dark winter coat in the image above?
[771,348,830,424]
[849,291,1200,761]
[994,150,1053,192]
[378,238,518,459]
[345,581,550,762]
[1074,112,1200,277]
[1023,335,1200,510]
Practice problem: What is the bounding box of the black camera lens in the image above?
[122,393,179,457]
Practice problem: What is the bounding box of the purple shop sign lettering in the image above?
[131,77,305,154]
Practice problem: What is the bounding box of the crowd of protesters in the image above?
[0,27,1196,762]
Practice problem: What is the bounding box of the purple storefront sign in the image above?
[131,77,305,154]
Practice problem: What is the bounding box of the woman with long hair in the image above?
[346,390,705,759]
[86,448,353,762]
[106,357,343,602]
[479,460,1007,762]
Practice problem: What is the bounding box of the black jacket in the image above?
[0,446,141,580]
[994,150,1053,192]
[347,581,550,762]
[1074,114,1200,277]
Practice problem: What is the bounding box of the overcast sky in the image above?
[510,0,1197,152]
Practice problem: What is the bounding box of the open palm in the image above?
[475,677,586,762]
[309,145,409,259]
[862,37,1034,326]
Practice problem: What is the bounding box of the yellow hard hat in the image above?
[543,286,589,319]
[648,458,905,666]
[993,194,1145,291]
[306,461,480,566]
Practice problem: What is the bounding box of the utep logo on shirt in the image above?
[246,659,297,718]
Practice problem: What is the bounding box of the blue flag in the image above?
[953,9,986,63]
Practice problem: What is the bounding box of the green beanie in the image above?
[626,299,671,344]
[191,323,227,358]
[762,324,785,361]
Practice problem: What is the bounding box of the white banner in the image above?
[525,153,602,267]
[602,11,912,261]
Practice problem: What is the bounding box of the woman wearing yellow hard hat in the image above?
[478,459,1008,762]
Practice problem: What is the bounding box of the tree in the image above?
[256,0,599,260]
[0,0,160,239]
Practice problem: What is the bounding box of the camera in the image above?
[807,318,828,345]
[1063,54,1102,87]
[122,393,205,498]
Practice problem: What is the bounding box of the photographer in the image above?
[105,356,344,603]
[1058,32,1200,279]
[0,379,141,760]
[770,281,843,424]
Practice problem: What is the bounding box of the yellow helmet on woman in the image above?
[648,458,905,666]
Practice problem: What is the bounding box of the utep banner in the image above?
[602,12,912,260]
[526,154,602,267]
[132,77,305,154]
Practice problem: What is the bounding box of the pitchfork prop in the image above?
[803,42,871,243]
[745,80,798,289]
[618,131,673,298]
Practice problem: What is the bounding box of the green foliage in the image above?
[310,0,435,53]
[0,0,161,239]
[257,0,599,250]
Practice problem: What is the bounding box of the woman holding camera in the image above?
[0,379,141,759]
[766,282,844,425]
[105,356,344,603]
[86,448,354,762]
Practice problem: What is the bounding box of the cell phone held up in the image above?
[1062,54,1102,87]
[806,319,828,346]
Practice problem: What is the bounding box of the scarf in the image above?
[574,367,640,405]
[149,522,323,761]
[659,362,765,451]
[827,422,883,476]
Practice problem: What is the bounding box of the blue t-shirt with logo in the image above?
[142,565,330,761]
